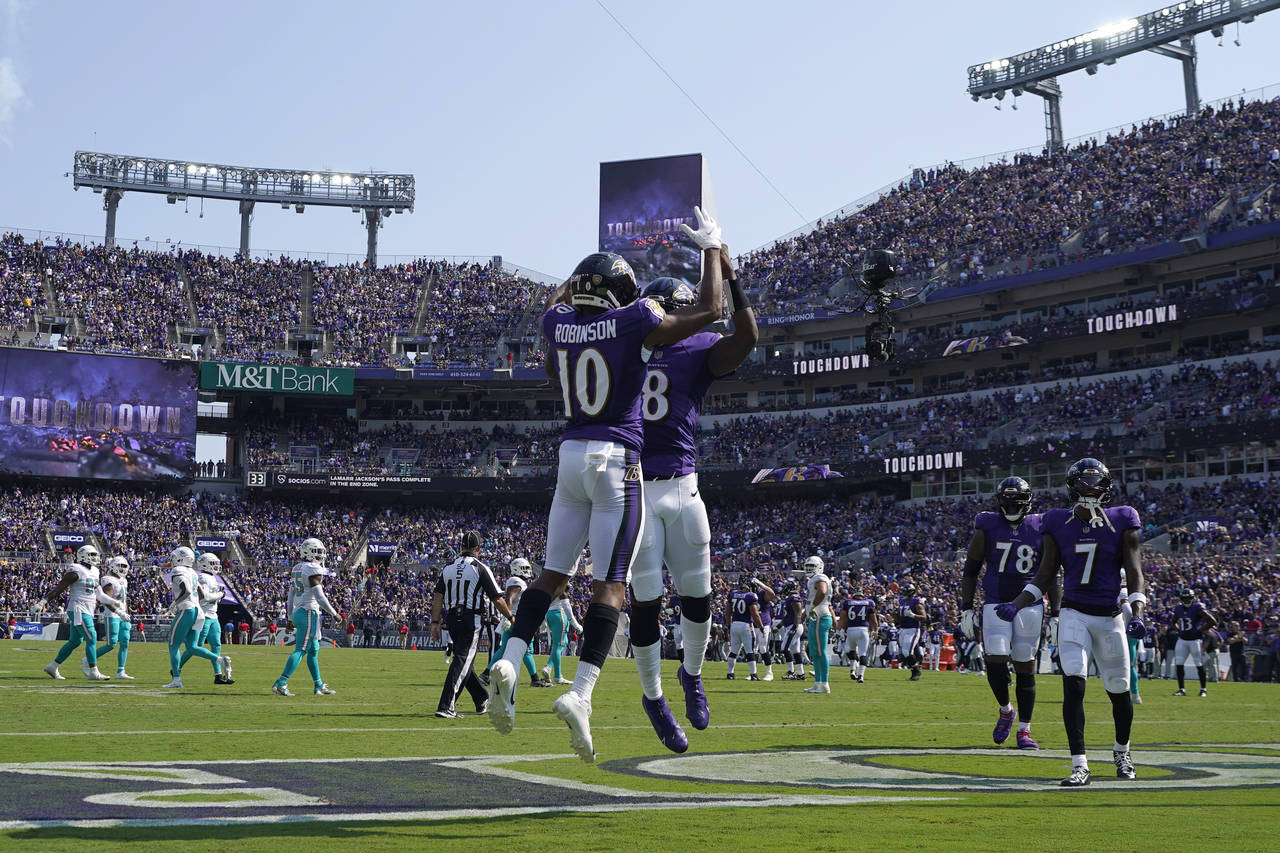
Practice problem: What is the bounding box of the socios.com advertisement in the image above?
[0,347,197,481]
[599,153,707,286]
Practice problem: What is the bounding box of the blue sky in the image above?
[2,1,1279,276]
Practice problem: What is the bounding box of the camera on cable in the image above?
[848,249,912,363]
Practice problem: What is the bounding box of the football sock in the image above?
[1062,675,1088,757]
[1114,740,1130,752]
[727,654,737,675]
[571,662,601,700]
[1176,665,1186,690]
[678,596,712,676]
[503,637,530,669]
[633,642,662,700]
[1108,689,1134,746]
[1015,671,1036,722]
[748,654,757,676]
[1018,722,1031,733]
[987,666,1011,707]
[571,603,619,701]
[1196,666,1207,689]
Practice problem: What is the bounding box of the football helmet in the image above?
[105,556,130,577]
[1066,458,1112,527]
[640,277,696,312]
[995,476,1033,523]
[196,552,222,574]
[901,584,917,598]
[75,545,101,568]
[567,252,638,311]
[299,537,327,565]
[803,555,825,573]
[509,557,533,579]
[169,546,196,568]
[1179,587,1194,604]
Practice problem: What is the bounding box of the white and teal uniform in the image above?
[275,561,329,689]
[485,577,537,680]
[806,572,834,684]
[53,563,101,667]
[95,573,131,670]
[544,596,577,681]
[168,566,221,677]
[180,571,224,672]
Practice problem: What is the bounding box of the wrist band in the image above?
[726,277,751,310]
[1022,583,1044,601]
[1126,592,1148,605]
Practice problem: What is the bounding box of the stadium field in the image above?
[1,641,1276,851]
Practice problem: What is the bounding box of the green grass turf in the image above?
[1,639,1277,851]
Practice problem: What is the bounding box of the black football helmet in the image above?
[995,476,1033,523]
[567,252,638,311]
[640,277,696,312]
[901,583,917,598]
[1179,587,1195,604]
[1066,458,1113,505]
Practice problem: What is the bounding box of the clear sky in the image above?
[2,1,1279,277]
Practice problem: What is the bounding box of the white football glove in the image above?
[1047,616,1059,647]
[959,608,979,638]
[680,205,722,250]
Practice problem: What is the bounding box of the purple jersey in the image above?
[728,590,759,624]
[543,298,665,452]
[641,332,721,476]
[975,512,1045,603]
[1174,603,1206,640]
[842,596,875,627]
[780,594,802,627]
[1044,505,1140,613]
[929,627,943,644]
[758,598,773,627]
[897,596,924,629]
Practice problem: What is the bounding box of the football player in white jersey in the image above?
[273,538,342,696]
[38,545,124,681]
[482,559,545,688]
[93,556,135,680]
[164,546,224,688]
[803,556,833,694]
[179,553,235,685]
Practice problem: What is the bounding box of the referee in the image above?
[431,530,512,719]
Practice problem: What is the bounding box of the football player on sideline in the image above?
[1171,587,1218,697]
[803,556,833,694]
[998,459,1145,787]
[725,581,764,682]
[164,546,223,689]
[180,553,234,685]
[37,545,124,681]
[629,245,759,747]
[896,584,928,681]
[837,576,877,683]
[779,582,807,680]
[273,538,342,696]
[93,556,135,680]
[960,476,1049,749]
[487,207,725,762]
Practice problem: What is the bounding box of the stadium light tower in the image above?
[72,152,414,265]
[967,0,1280,151]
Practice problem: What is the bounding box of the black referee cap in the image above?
[461,530,483,551]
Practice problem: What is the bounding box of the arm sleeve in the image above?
[313,583,341,619]
[95,587,124,610]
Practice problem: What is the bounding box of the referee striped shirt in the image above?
[436,555,502,612]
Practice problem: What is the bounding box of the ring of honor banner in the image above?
[599,153,713,286]
[0,348,196,482]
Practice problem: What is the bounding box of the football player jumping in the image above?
[486,207,725,762]
[998,459,1146,787]
[960,476,1049,749]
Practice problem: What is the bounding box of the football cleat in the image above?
[163,678,183,689]
[993,708,1016,744]
[851,671,859,680]
[1199,688,1207,697]
[803,682,831,694]
[315,684,335,695]
[487,660,517,735]
[273,684,294,697]
[641,694,689,754]
[220,656,233,678]
[434,709,462,719]
[44,662,65,680]
[1061,767,1091,787]
[553,692,596,763]
[81,657,91,678]
[748,674,761,682]
[115,670,135,680]
[554,677,573,685]
[214,674,235,685]
[763,670,774,682]
[783,672,797,680]
[857,675,865,683]
[1016,730,1040,750]
[530,677,552,688]
[795,672,807,681]
[725,672,735,680]
[677,665,710,730]
[1173,688,1186,696]
[1114,750,1136,779]
[908,668,922,681]
[540,664,553,684]
[86,667,110,681]
[475,697,489,715]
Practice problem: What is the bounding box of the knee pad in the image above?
[679,594,711,623]
[629,599,662,647]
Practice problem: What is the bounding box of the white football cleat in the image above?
[803,682,831,694]
[220,656,233,678]
[487,660,517,735]
[80,657,91,677]
[116,670,136,680]
[164,677,183,689]
[553,691,596,763]
[763,670,775,682]
[86,667,110,681]
[44,662,65,680]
